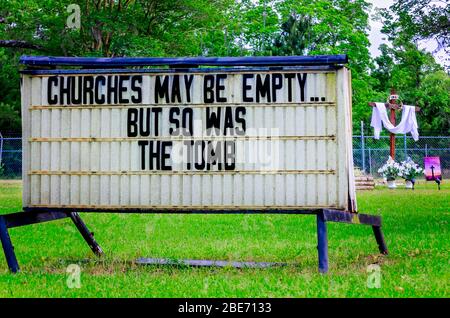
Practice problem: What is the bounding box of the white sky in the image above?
[368,0,393,58]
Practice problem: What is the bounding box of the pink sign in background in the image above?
[424,157,442,181]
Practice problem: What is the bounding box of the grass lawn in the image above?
[0,180,448,297]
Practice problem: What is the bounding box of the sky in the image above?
[367,0,393,58]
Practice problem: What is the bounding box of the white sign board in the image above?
[21,67,356,212]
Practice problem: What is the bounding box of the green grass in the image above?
[0,180,448,297]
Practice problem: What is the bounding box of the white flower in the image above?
[397,158,423,180]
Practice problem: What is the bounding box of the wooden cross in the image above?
[368,88,420,160]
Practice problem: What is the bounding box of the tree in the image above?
[372,44,395,93]
[272,0,373,74]
[272,13,314,56]
[0,0,234,132]
[0,0,233,57]
[416,70,450,134]
[380,0,449,70]
[1,0,447,135]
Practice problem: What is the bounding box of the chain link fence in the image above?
[353,135,450,178]
[0,136,22,179]
[0,134,449,179]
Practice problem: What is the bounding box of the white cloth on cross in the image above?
[370,102,419,141]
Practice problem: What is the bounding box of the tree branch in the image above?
[0,40,44,50]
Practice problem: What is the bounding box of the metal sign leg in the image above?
[316,212,329,273]
[69,212,104,256]
[372,225,388,255]
[0,216,20,273]
[0,211,103,273]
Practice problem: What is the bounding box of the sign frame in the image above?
[0,55,387,274]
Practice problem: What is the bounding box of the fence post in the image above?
[404,134,407,159]
[368,147,372,175]
[361,121,365,173]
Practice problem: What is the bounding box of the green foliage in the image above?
[226,0,279,56]
[0,0,235,132]
[0,48,21,131]
[269,0,372,74]
[0,0,448,135]
[417,70,450,133]
[0,102,21,132]
[379,0,449,61]
[374,1,450,135]
[0,0,232,57]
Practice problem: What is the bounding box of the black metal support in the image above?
[372,226,388,255]
[315,209,387,273]
[4,211,69,228]
[0,216,19,273]
[322,209,381,226]
[316,211,329,274]
[69,212,104,256]
[0,211,103,272]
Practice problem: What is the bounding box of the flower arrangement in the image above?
[398,158,424,181]
[378,156,400,181]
